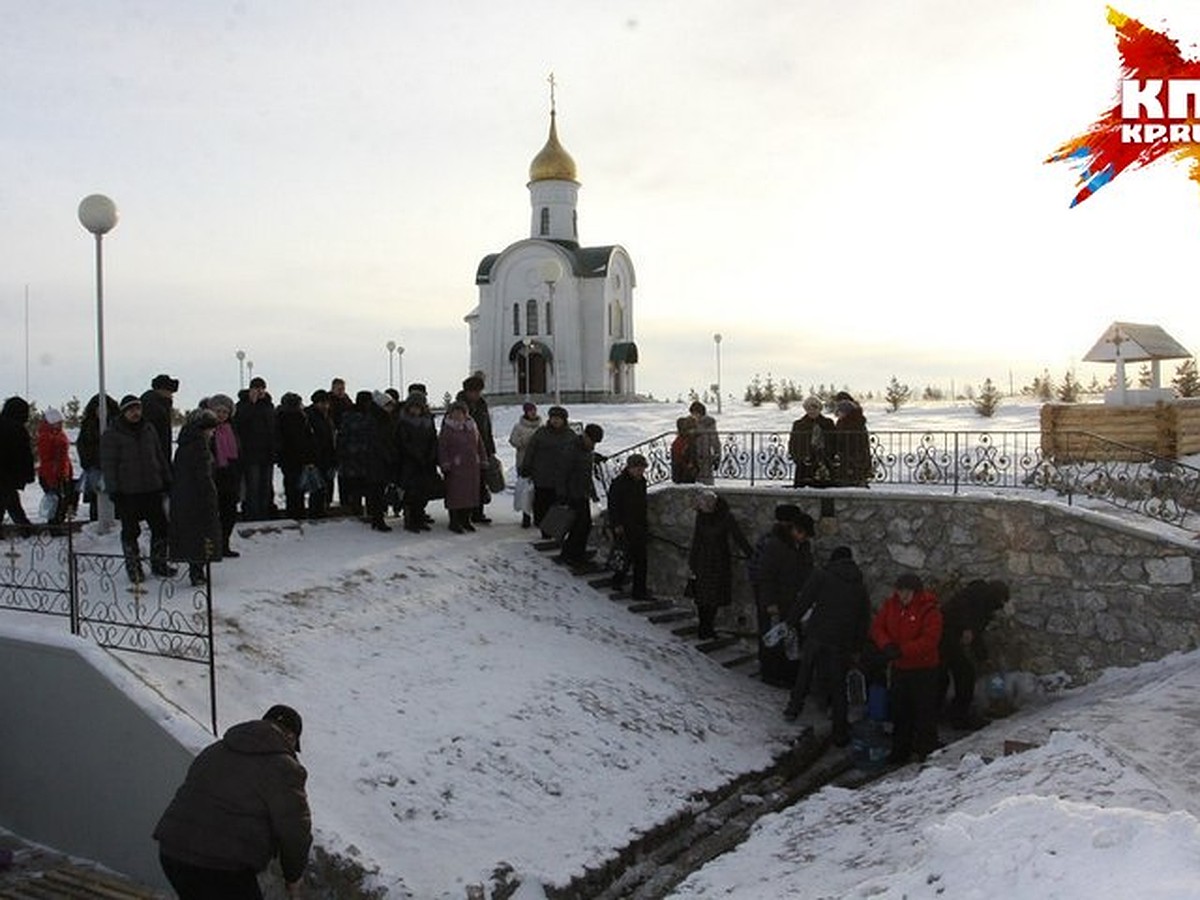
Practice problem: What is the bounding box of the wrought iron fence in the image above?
[595,430,1200,532]
[0,525,217,734]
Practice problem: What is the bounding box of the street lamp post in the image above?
[247,360,254,383]
[397,345,405,394]
[386,340,396,389]
[78,194,119,531]
[236,349,246,389]
[713,333,723,414]
[538,259,563,404]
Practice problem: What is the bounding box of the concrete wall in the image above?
[644,485,1200,684]
[0,626,204,890]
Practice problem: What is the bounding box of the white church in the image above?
[466,97,639,403]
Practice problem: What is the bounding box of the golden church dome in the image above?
[529,111,577,183]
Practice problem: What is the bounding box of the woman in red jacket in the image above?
[870,572,943,764]
[36,407,74,525]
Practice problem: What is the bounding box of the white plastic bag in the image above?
[763,621,789,648]
[513,476,534,515]
[39,491,59,521]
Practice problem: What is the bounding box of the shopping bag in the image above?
[39,491,59,521]
[484,455,506,493]
[540,504,575,541]
[513,476,534,514]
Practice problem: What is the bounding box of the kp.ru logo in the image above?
[1048,7,1200,206]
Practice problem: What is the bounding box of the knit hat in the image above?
[119,394,142,412]
[151,373,179,392]
[43,407,63,425]
[625,453,648,469]
[548,405,568,421]
[373,390,392,408]
[309,389,329,404]
[774,503,801,523]
[462,375,484,392]
[894,573,924,592]
[830,546,853,562]
[584,423,604,444]
[522,402,537,415]
[207,393,235,414]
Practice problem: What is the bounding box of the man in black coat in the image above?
[101,395,175,582]
[939,579,1009,729]
[0,396,35,532]
[557,424,603,567]
[140,373,179,472]
[750,505,815,687]
[234,377,277,521]
[606,453,649,598]
[519,406,574,534]
[784,545,871,745]
[306,390,337,518]
[154,704,311,900]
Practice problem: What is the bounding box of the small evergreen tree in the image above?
[64,395,82,428]
[922,385,945,401]
[974,378,1002,417]
[1173,358,1200,397]
[884,376,911,412]
[1137,364,1154,388]
[1057,370,1081,403]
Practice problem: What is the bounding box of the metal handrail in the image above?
[595,429,1200,531]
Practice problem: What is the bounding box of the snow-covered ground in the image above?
[8,399,1200,898]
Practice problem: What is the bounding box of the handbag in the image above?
[606,538,630,575]
[540,504,575,541]
[429,471,446,500]
[484,455,506,494]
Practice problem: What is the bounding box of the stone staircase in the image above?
[0,834,164,899]
[535,539,762,676]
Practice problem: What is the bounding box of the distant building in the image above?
[467,95,639,402]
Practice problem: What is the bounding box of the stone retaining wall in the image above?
[642,485,1200,684]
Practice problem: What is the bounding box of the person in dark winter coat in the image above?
[438,401,484,533]
[688,491,752,640]
[457,375,496,524]
[77,393,119,521]
[275,393,318,520]
[234,377,277,521]
[939,578,1009,730]
[338,392,394,531]
[519,405,574,533]
[154,704,311,899]
[306,390,337,518]
[784,546,871,745]
[141,373,179,473]
[0,396,35,532]
[789,396,836,487]
[870,573,943,764]
[606,453,649,598]
[751,506,815,687]
[557,424,603,566]
[102,395,175,582]
[170,409,223,586]
[395,392,440,532]
[832,392,871,485]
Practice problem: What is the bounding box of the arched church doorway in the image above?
[511,340,551,395]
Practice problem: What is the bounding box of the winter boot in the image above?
[150,539,178,578]
[122,539,144,584]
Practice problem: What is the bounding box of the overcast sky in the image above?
[4,0,1200,410]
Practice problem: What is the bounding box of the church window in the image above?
[572,210,578,239]
[545,301,553,335]
[540,207,550,236]
[526,298,539,335]
[512,302,520,336]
